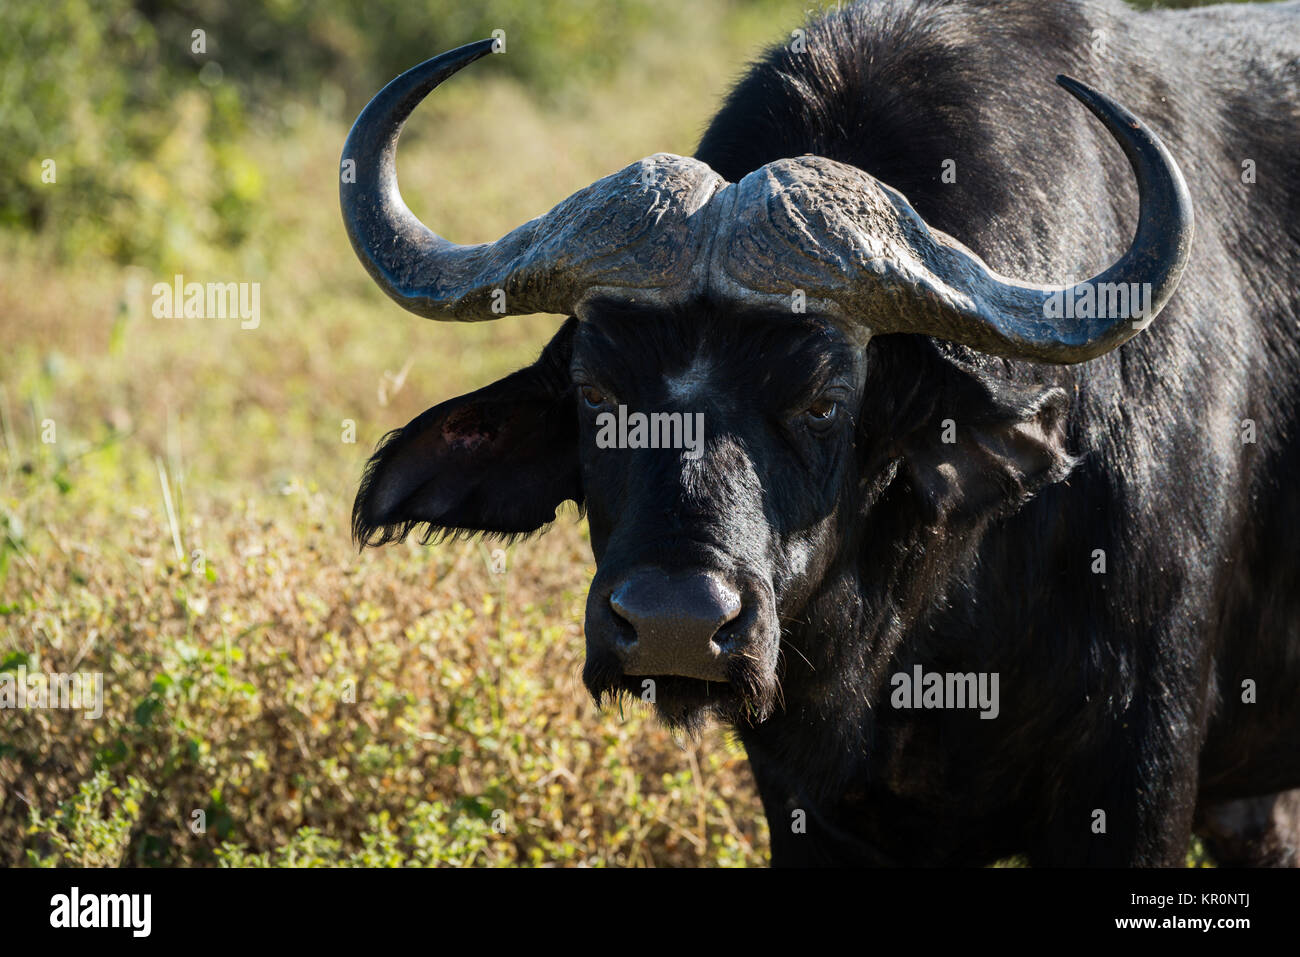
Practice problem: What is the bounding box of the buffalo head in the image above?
[342,40,1192,729]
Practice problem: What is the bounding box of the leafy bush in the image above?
[0,0,260,267]
[25,771,149,867]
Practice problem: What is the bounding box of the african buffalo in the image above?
[341,0,1300,865]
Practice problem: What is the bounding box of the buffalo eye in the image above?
[579,384,610,410]
[804,396,839,430]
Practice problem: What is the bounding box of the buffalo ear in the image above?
[897,362,1077,525]
[353,318,581,545]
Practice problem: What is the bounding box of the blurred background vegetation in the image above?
[1,0,1235,867]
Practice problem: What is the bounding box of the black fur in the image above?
[695,0,1300,866]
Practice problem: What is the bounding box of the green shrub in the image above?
[25,770,150,867]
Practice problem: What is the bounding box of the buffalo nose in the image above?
[608,569,742,681]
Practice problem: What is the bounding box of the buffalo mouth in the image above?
[581,565,782,729]
[583,659,780,731]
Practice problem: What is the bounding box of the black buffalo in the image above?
[340,0,1300,866]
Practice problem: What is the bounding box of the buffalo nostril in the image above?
[608,569,742,680]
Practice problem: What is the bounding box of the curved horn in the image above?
[340,40,726,321]
[709,75,1193,363]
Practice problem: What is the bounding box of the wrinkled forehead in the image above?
[569,299,869,413]
[573,295,863,366]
